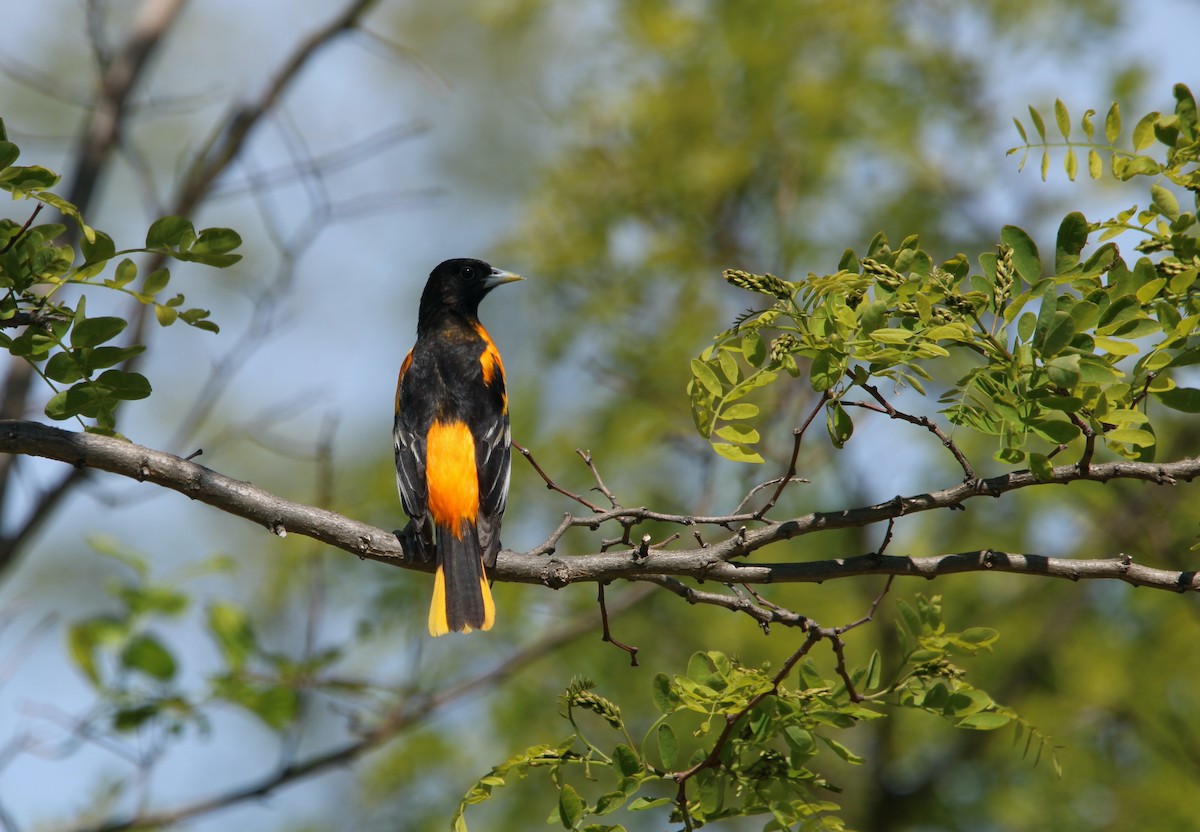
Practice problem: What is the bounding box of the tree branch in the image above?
[2,419,1197,593]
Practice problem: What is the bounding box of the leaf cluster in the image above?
[66,541,348,740]
[690,86,1200,470]
[0,121,239,434]
[457,596,1044,832]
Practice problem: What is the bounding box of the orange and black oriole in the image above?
[394,258,522,636]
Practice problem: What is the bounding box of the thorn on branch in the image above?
[184,448,203,461]
[635,534,651,560]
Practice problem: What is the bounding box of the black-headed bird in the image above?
[394,258,522,635]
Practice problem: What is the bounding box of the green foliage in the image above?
[0,121,237,434]
[691,87,1200,465]
[65,540,345,737]
[459,596,1047,831]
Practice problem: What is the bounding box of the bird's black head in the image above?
[418,258,523,332]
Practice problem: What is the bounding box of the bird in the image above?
[393,258,523,636]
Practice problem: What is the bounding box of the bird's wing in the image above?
[394,351,428,522]
[475,411,511,567]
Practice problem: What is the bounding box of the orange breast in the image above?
[425,419,479,535]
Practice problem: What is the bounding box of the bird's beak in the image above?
[483,268,524,290]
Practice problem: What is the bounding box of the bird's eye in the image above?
[461,266,475,280]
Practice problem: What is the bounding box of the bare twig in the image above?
[756,392,828,518]
[847,382,976,480]
[0,204,44,255]
[597,583,639,666]
[513,441,605,513]
[577,449,619,508]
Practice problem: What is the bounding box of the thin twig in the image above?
[756,391,829,518]
[597,583,639,666]
[0,204,43,255]
[576,449,619,508]
[513,441,605,513]
[849,382,976,480]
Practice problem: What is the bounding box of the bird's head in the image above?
[420,258,523,322]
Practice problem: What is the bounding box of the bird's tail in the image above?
[428,521,495,636]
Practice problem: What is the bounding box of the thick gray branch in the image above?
[2,419,1197,593]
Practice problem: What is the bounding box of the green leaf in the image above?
[1104,102,1121,143]
[112,258,138,288]
[711,442,763,464]
[657,724,678,770]
[742,331,767,366]
[121,634,177,681]
[1153,387,1200,413]
[715,424,759,444]
[1028,105,1046,141]
[81,231,116,264]
[71,316,127,349]
[825,401,853,448]
[957,712,1012,730]
[208,602,255,671]
[868,328,913,344]
[250,686,299,730]
[1132,112,1158,151]
[558,784,584,829]
[1105,427,1155,447]
[1054,212,1088,273]
[1093,335,1139,356]
[628,797,673,811]
[68,616,127,686]
[717,348,739,383]
[1001,226,1040,282]
[720,402,760,420]
[97,370,152,401]
[1064,148,1077,181]
[1053,99,1070,139]
[191,226,242,255]
[1017,311,1036,342]
[146,215,195,249]
[1045,354,1081,389]
[1150,184,1180,222]
[142,267,170,295]
[809,351,842,392]
[1039,312,1075,358]
[613,744,641,779]
[1028,453,1053,482]
[819,735,864,765]
[691,359,723,397]
[85,344,146,371]
[0,141,18,170]
[45,352,85,384]
[651,674,676,715]
[1029,419,1079,445]
[155,304,179,326]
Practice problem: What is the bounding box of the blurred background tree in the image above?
[0,1,1197,831]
